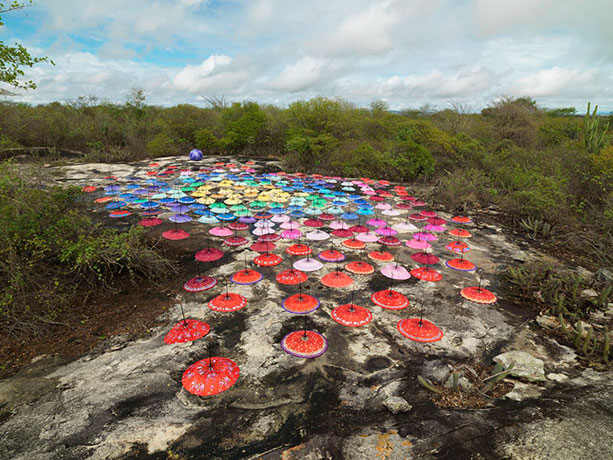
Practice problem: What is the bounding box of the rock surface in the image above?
[0,156,611,460]
[493,351,546,382]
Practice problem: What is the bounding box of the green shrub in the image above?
[0,162,176,336]
[194,128,220,153]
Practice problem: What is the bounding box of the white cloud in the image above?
[3,0,613,110]
[173,55,254,94]
[268,57,337,92]
[507,67,611,99]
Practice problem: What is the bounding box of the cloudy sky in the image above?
[2,0,612,110]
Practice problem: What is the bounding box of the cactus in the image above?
[584,102,610,154]
[482,362,515,394]
[452,371,460,390]
[604,327,610,364]
[417,375,442,394]
[574,321,584,349]
[559,313,571,337]
[582,325,593,356]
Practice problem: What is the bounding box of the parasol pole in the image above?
[196,259,202,279]
[225,276,230,299]
[477,268,484,292]
[349,283,356,311]
[303,314,308,339]
[179,302,187,326]
[419,292,425,326]
[207,342,214,370]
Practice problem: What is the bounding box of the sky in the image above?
[1,0,613,110]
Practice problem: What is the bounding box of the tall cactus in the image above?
[584,102,610,154]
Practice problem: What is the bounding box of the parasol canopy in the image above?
[276,268,308,285]
[183,275,218,292]
[293,257,324,272]
[371,289,409,310]
[282,293,320,314]
[345,260,374,275]
[331,303,372,327]
[380,263,411,280]
[445,241,470,253]
[445,258,477,271]
[318,249,345,262]
[254,252,283,267]
[321,271,353,288]
[281,330,328,358]
[182,357,240,396]
[368,250,394,262]
[411,252,440,265]
[209,292,247,312]
[410,266,443,282]
[196,247,224,262]
[162,229,190,240]
[397,318,443,342]
[231,269,263,285]
[460,286,497,304]
[164,319,210,344]
[286,243,313,256]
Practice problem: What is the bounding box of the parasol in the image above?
[410,266,443,282]
[182,352,239,396]
[281,329,328,358]
[208,280,248,312]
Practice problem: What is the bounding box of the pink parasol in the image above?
[380,263,411,280]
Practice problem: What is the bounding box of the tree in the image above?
[1,1,52,90]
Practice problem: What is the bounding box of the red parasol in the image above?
[318,249,345,262]
[321,271,354,288]
[349,225,369,233]
[162,229,189,241]
[319,213,336,221]
[332,229,354,238]
[228,222,249,231]
[183,275,217,292]
[286,243,313,256]
[231,269,263,285]
[368,250,394,262]
[408,213,428,221]
[345,260,374,274]
[449,228,472,238]
[223,236,249,247]
[342,238,366,249]
[182,357,240,396]
[451,216,472,224]
[209,292,247,312]
[445,241,470,253]
[259,233,281,242]
[331,303,372,327]
[371,289,409,310]
[460,286,497,304]
[282,293,320,314]
[276,268,308,285]
[196,247,224,262]
[82,185,97,192]
[250,241,276,252]
[445,258,477,271]
[378,236,401,246]
[303,219,324,228]
[397,318,443,342]
[138,217,163,227]
[254,252,283,267]
[411,252,440,265]
[164,319,210,344]
[410,266,443,282]
[109,210,131,218]
[281,330,328,358]
[428,217,446,225]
